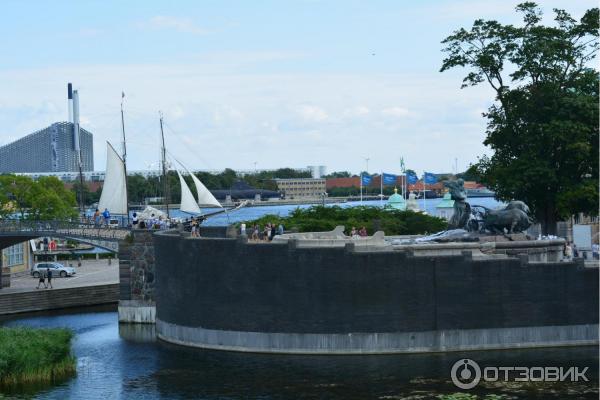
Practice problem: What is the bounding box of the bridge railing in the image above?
[0,219,131,241]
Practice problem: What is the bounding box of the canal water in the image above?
[179,198,505,226]
[1,306,597,399]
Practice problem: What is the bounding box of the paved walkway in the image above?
[1,259,119,294]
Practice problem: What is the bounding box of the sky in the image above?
[0,0,593,175]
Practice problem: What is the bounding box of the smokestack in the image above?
[67,83,73,124]
[72,89,81,152]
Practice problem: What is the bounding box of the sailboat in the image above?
[97,103,242,225]
[98,142,128,217]
[177,169,202,214]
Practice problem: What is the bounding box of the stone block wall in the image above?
[119,229,156,303]
[153,230,598,353]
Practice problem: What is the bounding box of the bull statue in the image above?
[444,179,533,234]
[475,201,532,234]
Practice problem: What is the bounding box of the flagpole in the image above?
[422,173,426,212]
[380,171,383,205]
[362,157,369,204]
[360,173,363,204]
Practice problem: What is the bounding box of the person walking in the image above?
[102,208,111,226]
[93,209,101,227]
[564,241,573,261]
[36,269,47,289]
[46,267,53,289]
[132,212,139,228]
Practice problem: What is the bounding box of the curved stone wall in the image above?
[153,231,599,354]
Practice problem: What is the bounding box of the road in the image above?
[3,259,118,293]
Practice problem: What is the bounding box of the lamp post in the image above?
[321,192,328,206]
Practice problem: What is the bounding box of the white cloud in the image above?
[169,105,185,120]
[0,65,491,173]
[381,106,413,118]
[343,106,370,117]
[139,16,209,35]
[296,105,328,122]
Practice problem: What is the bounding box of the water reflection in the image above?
[0,307,597,399]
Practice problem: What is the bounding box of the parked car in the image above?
[31,262,76,278]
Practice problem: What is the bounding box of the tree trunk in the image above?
[540,202,558,236]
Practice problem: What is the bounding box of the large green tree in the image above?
[0,175,77,220]
[441,2,598,234]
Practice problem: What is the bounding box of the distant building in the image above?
[1,241,32,275]
[275,178,326,199]
[326,176,407,190]
[326,177,361,189]
[0,122,93,173]
[307,165,327,179]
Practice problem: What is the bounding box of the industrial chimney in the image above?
[72,89,81,152]
[67,83,73,124]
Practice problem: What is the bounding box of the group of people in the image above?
[36,267,53,289]
[349,226,368,238]
[85,208,112,227]
[131,212,172,230]
[251,223,284,242]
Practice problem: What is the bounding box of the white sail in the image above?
[98,142,127,215]
[188,170,222,208]
[177,170,202,214]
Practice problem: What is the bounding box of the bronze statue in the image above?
[444,179,472,230]
[444,179,532,234]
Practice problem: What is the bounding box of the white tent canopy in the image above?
[137,206,167,221]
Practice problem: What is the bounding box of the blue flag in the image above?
[361,174,372,186]
[423,172,438,185]
[406,171,418,184]
[382,173,397,185]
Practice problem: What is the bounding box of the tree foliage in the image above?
[441,2,599,233]
[243,206,447,236]
[0,175,78,220]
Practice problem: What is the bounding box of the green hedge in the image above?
[0,327,76,386]
[242,205,447,235]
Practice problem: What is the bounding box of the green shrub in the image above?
[242,205,447,235]
[0,327,76,386]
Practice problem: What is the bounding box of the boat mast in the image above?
[121,92,130,225]
[159,112,170,218]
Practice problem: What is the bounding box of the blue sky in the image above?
[0,0,593,174]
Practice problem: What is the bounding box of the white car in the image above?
[31,262,76,278]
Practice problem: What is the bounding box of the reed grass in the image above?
[0,327,76,386]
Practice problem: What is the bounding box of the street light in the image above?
[321,192,328,206]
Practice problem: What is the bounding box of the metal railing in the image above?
[0,219,131,241]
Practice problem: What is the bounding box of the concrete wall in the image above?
[0,283,118,315]
[153,231,599,353]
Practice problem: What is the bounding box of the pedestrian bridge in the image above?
[0,219,130,251]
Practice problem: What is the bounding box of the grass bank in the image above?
[0,327,76,386]
[242,205,448,235]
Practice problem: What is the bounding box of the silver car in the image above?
[31,262,76,278]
